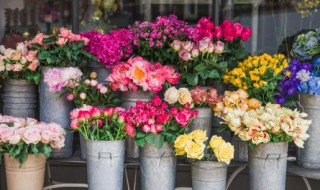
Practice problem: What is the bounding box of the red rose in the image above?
[152,95,162,106]
[233,23,243,37]
[241,27,252,41]
[156,113,171,123]
[214,26,223,39]
[125,124,136,137]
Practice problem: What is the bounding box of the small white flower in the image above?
[296,69,311,82]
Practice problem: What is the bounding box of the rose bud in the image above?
[84,79,91,85]
[80,92,87,100]
[96,83,103,90]
[70,119,80,129]
[100,87,108,94]
[67,93,74,101]
[90,79,98,87]
[90,72,97,79]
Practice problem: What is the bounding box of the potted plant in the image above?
[29,27,95,158]
[80,29,134,82]
[69,105,127,190]
[0,115,65,190]
[0,42,40,118]
[220,102,311,190]
[124,95,198,190]
[174,130,234,190]
[107,56,180,160]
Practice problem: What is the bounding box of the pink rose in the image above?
[208,43,215,53]
[28,59,39,71]
[125,124,136,137]
[82,37,90,46]
[8,132,21,145]
[233,23,243,37]
[175,112,188,127]
[241,27,252,41]
[142,124,151,133]
[199,37,211,53]
[100,87,108,94]
[151,96,162,106]
[50,137,65,149]
[90,79,98,87]
[26,51,37,62]
[56,37,68,46]
[170,107,179,116]
[221,20,233,29]
[23,127,41,144]
[67,93,74,101]
[40,129,52,144]
[191,48,199,57]
[156,113,171,123]
[60,27,72,38]
[182,41,194,52]
[69,34,82,42]
[190,86,207,105]
[215,41,224,54]
[197,17,215,31]
[171,40,181,51]
[179,50,191,61]
[155,124,163,133]
[20,57,28,64]
[12,64,23,72]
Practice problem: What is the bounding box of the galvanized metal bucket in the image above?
[249,142,288,190]
[4,153,46,190]
[140,142,177,190]
[186,107,212,163]
[86,139,125,190]
[2,79,37,118]
[212,115,232,142]
[87,61,111,83]
[231,136,248,162]
[40,67,74,158]
[297,93,320,168]
[121,90,154,161]
[191,161,227,190]
[79,133,87,160]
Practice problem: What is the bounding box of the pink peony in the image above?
[44,68,64,91]
[90,107,102,118]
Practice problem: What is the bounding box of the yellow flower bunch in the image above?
[213,89,262,117]
[223,54,287,104]
[295,0,320,18]
[174,130,234,164]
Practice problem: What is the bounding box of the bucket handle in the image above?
[99,152,112,166]
[264,154,281,169]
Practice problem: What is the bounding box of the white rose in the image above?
[164,87,179,104]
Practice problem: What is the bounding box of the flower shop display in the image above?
[288,30,320,169]
[125,95,198,190]
[69,105,127,190]
[171,18,251,87]
[174,130,234,190]
[223,53,288,105]
[218,102,311,190]
[164,86,222,162]
[107,56,180,160]
[40,67,83,158]
[0,43,40,118]
[213,89,261,162]
[80,29,134,82]
[0,115,65,190]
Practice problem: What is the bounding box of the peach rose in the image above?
[11,50,22,60]
[28,60,39,71]
[60,27,72,38]
[26,51,37,62]
[248,98,262,109]
[56,37,68,46]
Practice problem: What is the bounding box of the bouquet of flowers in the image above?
[130,14,189,63]
[107,56,180,93]
[80,29,134,68]
[124,95,198,149]
[164,86,222,108]
[0,115,65,164]
[171,18,251,86]
[69,105,127,141]
[291,29,320,60]
[174,129,234,164]
[223,54,288,104]
[29,27,95,67]
[0,42,41,83]
[221,103,311,149]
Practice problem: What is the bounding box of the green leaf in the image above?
[136,138,145,147]
[136,131,146,138]
[42,144,52,159]
[272,136,280,142]
[37,51,51,60]
[216,62,228,70]
[154,135,164,149]
[199,70,210,79]
[145,133,156,144]
[187,73,199,86]
[42,36,56,44]
[170,124,180,131]
[208,70,220,79]
[31,144,39,157]
[194,63,208,72]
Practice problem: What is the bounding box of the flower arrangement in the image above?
[130,14,189,63]
[291,29,320,60]
[174,129,234,164]
[0,115,65,164]
[69,105,127,140]
[171,18,252,86]
[221,103,311,148]
[213,89,262,117]
[164,86,222,108]
[0,42,41,83]
[124,95,198,149]
[223,54,288,104]
[107,56,180,92]
[80,29,134,68]
[29,27,95,67]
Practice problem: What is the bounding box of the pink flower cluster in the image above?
[80,29,134,68]
[44,67,83,91]
[171,38,225,61]
[130,14,189,47]
[188,17,252,42]
[0,115,65,149]
[107,56,180,92]
[124,96,198,137]
[69,105,126,130]
[29,28,89,46]
[0,42,40,72]
[190,86,222,107]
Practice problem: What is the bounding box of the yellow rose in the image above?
[248,98,262,109]
[214,142,234,164]
[209,135,225,151]
[164,87,179,104]
[175,147,186,156]
[178,91,193,107]
[174,134,190,149]
[185,141,205,159]
[189,129,208,143]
